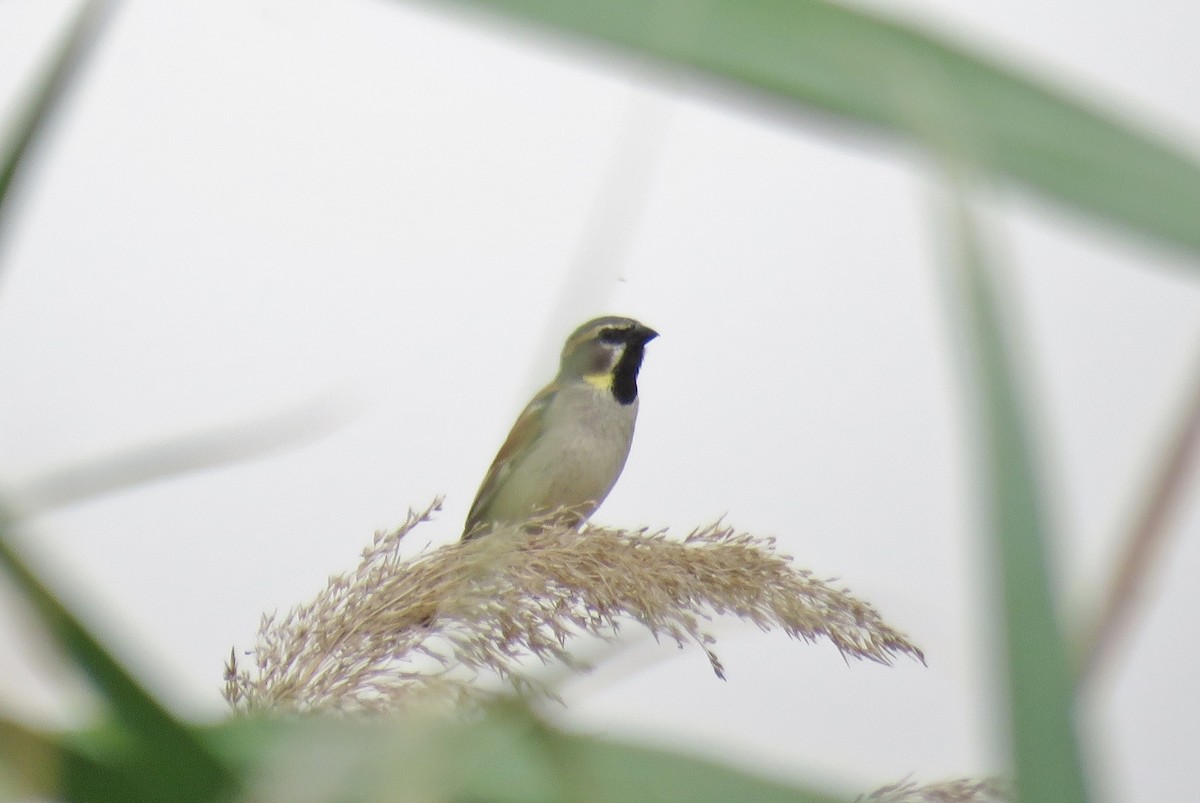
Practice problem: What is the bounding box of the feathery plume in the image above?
[224,500,924,714]
[859,777,1008,803]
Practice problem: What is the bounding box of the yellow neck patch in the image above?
[583,371,613,391]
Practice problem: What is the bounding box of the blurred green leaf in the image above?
[0,716,160,803]
[0,0,113,239]
[205,701,845,803]
[948,195,1088,802]
[0,715,61,799]
[4,713,253,803]
[0,508,239,801]
[423,0,1200,259]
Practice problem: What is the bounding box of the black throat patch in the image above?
[611,342,645,405]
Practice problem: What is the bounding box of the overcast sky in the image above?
[1,0,1198,799]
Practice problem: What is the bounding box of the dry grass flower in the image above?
[859,777,1008,803]
[224,499,924,714]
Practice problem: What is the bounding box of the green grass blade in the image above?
[422,0,1200,259]
[0,715,61,799]
[0,507,239,801]
[948,196,1088,802]
[0,0,115,233]
[0,716,169,803]
[205,704,846,802]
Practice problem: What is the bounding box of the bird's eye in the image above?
[598,327,625,345]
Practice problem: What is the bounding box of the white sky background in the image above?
[1,0,1199,799]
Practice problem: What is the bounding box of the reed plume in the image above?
[224,499,924,714]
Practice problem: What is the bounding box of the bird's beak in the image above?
[635,324,659,344]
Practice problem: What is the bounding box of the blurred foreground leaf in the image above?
[1080,348,1200,680]
[4,700,847,802]
[0,716,60,799]
[0,508,239,801]
[0,714,191,803]
[947,195,1087,801]
[0,0,113,240]
[424,0,1200,259]
[209,701,844,803]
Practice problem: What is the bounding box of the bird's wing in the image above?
[463,382,556,538]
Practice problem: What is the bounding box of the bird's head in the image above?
[559,316,659,405]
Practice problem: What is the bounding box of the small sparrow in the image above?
[463,315,659,540]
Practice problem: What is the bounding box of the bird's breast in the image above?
[521,387,638,509]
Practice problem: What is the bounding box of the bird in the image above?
[462,315,658,540]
